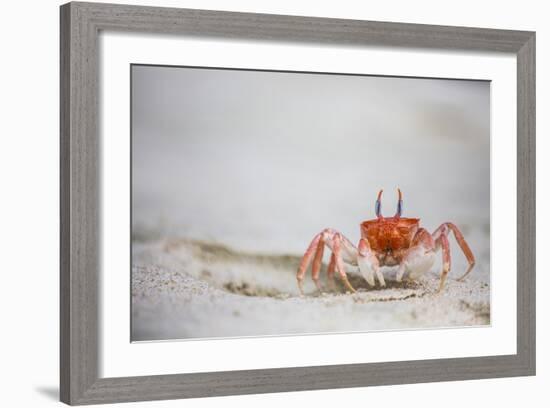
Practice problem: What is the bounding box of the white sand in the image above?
[131,238,490,341]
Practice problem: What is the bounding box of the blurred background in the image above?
[132,64,489,262]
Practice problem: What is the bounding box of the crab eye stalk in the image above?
[375,189,383,218]
[394,188,403,218]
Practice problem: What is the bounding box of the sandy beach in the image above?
[131,236,490,341]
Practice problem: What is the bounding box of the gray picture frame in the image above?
[60,1,536,405]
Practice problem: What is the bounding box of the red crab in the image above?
[296,189,475,294]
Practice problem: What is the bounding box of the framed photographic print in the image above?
[60,1,535,405]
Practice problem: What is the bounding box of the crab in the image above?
[296,189,475,295]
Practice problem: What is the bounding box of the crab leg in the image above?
[311,238,325,292]
[434,232,451,293]
[296,233,322,295]
[397,228,436,282]
[327,253,337,290]
[447,223,476,281]
[433,222,476,283]
[297,228,358,294]
[333,233,357,293]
